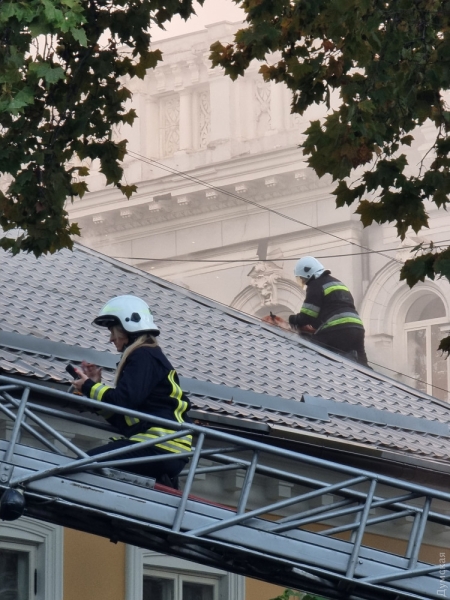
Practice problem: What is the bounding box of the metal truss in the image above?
[0,374,449,600]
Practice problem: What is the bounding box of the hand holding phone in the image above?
[66,364,80,379]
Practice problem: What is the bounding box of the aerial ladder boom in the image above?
[0,374,448,600]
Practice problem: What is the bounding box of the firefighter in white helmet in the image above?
[288,257,369,365]
[263,256,368,366]
[72,295,192,489]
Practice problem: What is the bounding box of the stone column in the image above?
[270,80,285,132]
[145,96,160,159]
[179,91,192,151]
[209,73,231,145]
[239,78,256,141]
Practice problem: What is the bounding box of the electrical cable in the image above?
[110,240,450,263]
[127,148,402,264]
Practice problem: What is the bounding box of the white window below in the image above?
[126,546,245,600]
[0,543,34,600]
[0,517,63,600]
[143,570,218,600]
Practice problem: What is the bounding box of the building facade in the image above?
[68,23,450,396]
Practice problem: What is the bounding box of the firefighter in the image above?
[288,257,369,366]
[71,295,192,489]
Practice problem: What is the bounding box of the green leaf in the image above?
[71,27,88,47]
[0,87,35,113]
[400,254,436,287]
[29,62,65,84]
[71,181,89,198]
[117,183,137,199]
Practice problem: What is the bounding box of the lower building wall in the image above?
[245,578,285,600]
[63,529,125,600]
[62,527,446,600]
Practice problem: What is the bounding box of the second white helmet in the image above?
[93,295,160,336]
[294,256,326,280]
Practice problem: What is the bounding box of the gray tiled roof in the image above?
[1,244,450,463]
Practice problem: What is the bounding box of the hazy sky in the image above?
[151,0,245,40]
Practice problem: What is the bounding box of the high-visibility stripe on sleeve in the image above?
[300,303,320,318]
[168,370,189,424]
[168,370,183,401]
[90,383,111,402]
[323,284,349,296]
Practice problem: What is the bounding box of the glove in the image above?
[299,324,316,334]
[261,314,291,331]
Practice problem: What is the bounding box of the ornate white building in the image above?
[68,21,450,401]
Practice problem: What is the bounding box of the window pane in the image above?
[407,329,427,393]
[431,325,448,401]
[0,550,29,600]
[143,576,174,600]
[182,582,214,600]
[405,295,446,322]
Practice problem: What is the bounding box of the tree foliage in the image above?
[0,0,202,255]
[210,0,450,351]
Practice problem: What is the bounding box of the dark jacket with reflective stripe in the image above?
[82,346,192,454]
[288,271,364,333]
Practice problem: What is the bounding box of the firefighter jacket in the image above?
[81,346,192,455]
[288,271,364,333]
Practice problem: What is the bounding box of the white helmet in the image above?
[294,256,326,280]
[93,295,160,336]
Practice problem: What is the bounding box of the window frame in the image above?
[404,315,450,400]
[392,287,450,401]
[0,540,35,600]
[143,567,220,600]
[0,517,63,600]
[126,546,245,600]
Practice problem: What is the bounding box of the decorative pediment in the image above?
[247,261,283,306]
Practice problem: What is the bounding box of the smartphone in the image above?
[65,364,80,379]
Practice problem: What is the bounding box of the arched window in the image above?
[405,293,449,401]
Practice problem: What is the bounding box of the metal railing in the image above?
[0,374,449,600]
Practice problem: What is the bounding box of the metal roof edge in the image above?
[180,377,329,422]
[189,409,271,433]
[302,394,450,437]
[0,330,118,369]
[269,425,383,456]
[270,425,450,477]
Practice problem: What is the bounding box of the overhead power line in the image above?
[126,149,402,264]
[111,240,450,263]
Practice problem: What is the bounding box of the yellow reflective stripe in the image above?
[321,317,363,329]
[168,370,182,401]
[90,383,110,401]
[323,284,349,295]
[125,415,140,426]
[130,429,192,453]
[301,307,319,317]
[139,427,192,445]
[174,399,189,423]
[168,370,189,424]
